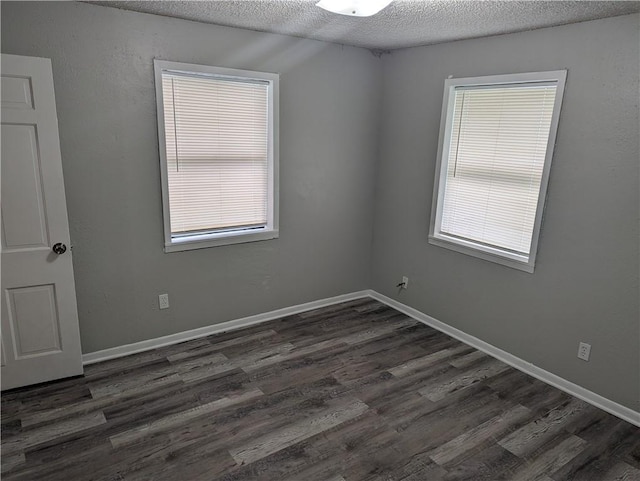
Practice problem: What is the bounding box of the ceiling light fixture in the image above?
[316,0,393,17]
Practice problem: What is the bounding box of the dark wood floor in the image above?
[2,299,639,481]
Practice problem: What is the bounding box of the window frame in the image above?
[154,60,279,253]
[428,70,567,273]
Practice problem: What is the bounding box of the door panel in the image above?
[1,124,49,249]
[1,54,83,390]
[1,75,34,110]
[6,284,62,357]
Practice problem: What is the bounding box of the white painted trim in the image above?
[368,290,640,428]
[427,235,534,273]
[82,291,370,365]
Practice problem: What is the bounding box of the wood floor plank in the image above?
[429,404,532,466]
[11,442,115,481]
[83,350,165,379]
[88,365,182,399]
[549,413,640,480]
[110,388,264,448]
[131,448,237,481]
[1,376,89,407]
[229,397,369,465]
[241,440,345,481]
[440,443,523,481]
[107,407,280,481]
[448,350,489,369]
[621,434,640,469]
[601,461,640,481]
[340,316,417,346]
[0,453,25,474]
[510,434,586,481]
[418,358,511,402]
[201,330,282,360]
[498,398,589,458]
[2,418,22,438]
[388,344,469,378]
[167,349,227,365]
[248,345,353,395]
[22,370,212,428]
[2,411,107,456]
[487,369,573,415]
[131,382,364,481]
[2,300,638,481]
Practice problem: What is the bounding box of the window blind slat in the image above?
[441,84,557,254]
[161,72,269,235]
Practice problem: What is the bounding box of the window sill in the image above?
[428,234,535,273]
[164,229,279,253]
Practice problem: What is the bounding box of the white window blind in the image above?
[430,71,566,272]
[161,71,270,236]
[440,83,557,254]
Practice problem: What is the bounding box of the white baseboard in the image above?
[82,287,639,427]
[82,290,370,365]
[369,290,640,428]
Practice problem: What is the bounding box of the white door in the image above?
[1,54,83,390]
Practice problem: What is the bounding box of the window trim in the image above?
[154,60,279,253]
[428,70,567,273]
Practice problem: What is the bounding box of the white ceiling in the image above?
[91,1,640,50]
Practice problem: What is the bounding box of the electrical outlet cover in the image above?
[159,293,170,309]
[577,342,591,361]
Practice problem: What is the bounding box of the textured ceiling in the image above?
[90,1,640,50]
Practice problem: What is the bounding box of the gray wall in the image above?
[372,14,639,411]
[1,2,381,353]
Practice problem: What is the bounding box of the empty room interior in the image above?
[1,1,639,480]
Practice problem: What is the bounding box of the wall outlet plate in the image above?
[577,342,591,361]
[159,293,170,310]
